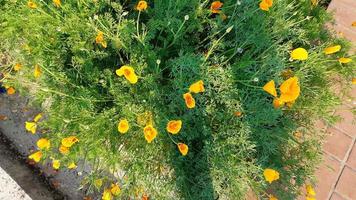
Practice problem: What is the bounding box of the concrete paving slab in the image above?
[0,166,31,200]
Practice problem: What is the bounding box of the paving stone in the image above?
[335,167,356,199]
[328,0,356,34]
[346,143,356,170]
[333,107,356,137]
[331,192,346,200]
[315,154,341,200]
[328,0,356,53]
[323,127,353,160]
[0,166,31,200]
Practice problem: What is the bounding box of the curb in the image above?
[0,94,88,200]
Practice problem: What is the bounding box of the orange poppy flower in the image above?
[324,45,341,55]
[28,1,37,9]
[269,195,278,200]
[263,168,279,183]
[34,64,42,78]
[306,184,316,196]
[183,93,195,109]
[37,138,51,150]
[61,136,79,148]
[102,189,112,200]
[118,119,129,134]
[142,194,149,200]
[116,65,138,84]
[234,111,242,117]
[263,80,277,97]
[67,162,77,169]
[95,31,107,48]
[272,98,285,109]
[279,77,300,103]
[259,0,273,11]
[211,1,223,13]
[136,1,148,11]
[53,0,61,7]
[52,159,60,169]
[143,125,158,143]
[290,48,308,61]
[177,143,188,156]
[6,87,15,95]
[189,80,205,93]
[28,151,42,162]
[14,63,22,71]
[59,145,70,155]
[338,57,352,64]
[166,120,182,134]
[110,183,121,196]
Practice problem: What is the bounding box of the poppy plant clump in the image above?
[0,0,354,199]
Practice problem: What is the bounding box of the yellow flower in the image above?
[94,179,103,188]
[143,125,158,143]
[52,159,60,170]
[102,189,112,200]
[352,21,356,27]
[306,197,316,200]
[306,184,316,196]
[95,31,107,48]
[14,63,22,71]
[279,77,300,103]
[118,119,129,134]
[311,0,318,6]
[166,120,182,134]
[34,64,42,78]
[59,145,70,155]
[290,48,308,61]
[37,138,50,150]
[177,143,189,156]
[211,1,223,14]
[61,136,79,148]
[272,98,285,109]
[136,1,148,11]
[53,0,61,7]
[116,65,138,84]
[263,168,279,183]
[263,80,277,97]
[33,113,43,122]
[28,1,37,9]
[28,151,42,162]
[7,87,16,95]
[353,78,356,85]
[338,57,352,64]
[183,92,196,109]
[110,183,121,196]
[25,121,37,134]
[259,0,273,11]
[324,45,341,55]
[269,195,278,200]
[189,80,205,93]
[67,162,77,169]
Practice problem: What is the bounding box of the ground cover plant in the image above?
[0,0,355,199]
